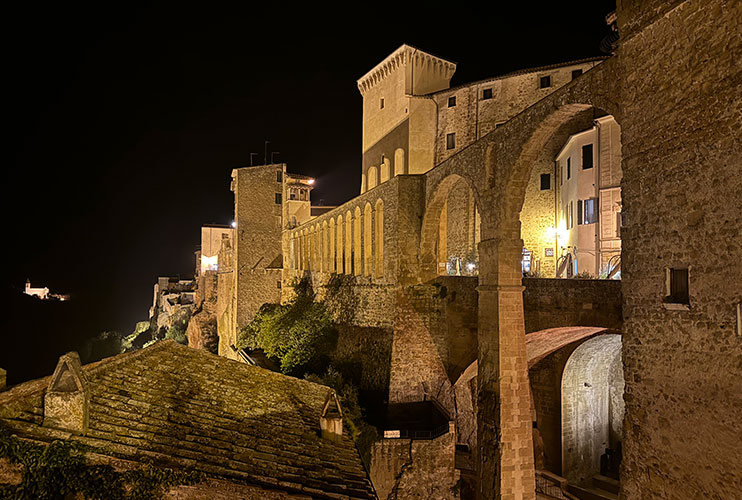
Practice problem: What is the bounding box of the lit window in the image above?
[482,88,492,100]
[582,144,594,169]
[448,96,456,107]
[540,76,551,89]
[446,133,456,150]
[571,69,583,80]
[540,173,551,190]
[584,198,598,224]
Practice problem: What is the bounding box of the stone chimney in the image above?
[320,391,343,443]
[0,367,6,390]
[43,352,89,434]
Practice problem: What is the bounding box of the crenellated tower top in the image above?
[357,44,457,96]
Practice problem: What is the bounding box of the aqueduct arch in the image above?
[418,57,621,500]
[420,172,483,282]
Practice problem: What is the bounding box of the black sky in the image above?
[2,1,616,381]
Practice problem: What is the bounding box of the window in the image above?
[577,200,584,225]
[540,173,551,190]
[276,171,283,182]
[665,268,690,305]
[446,133,456,150]
[482,88,492,100]
[584,198,598,224]
[448,96,456,107]
[567,157,571,179]
[290,191,296,200]
[561,164,564,185]
[380,98,384,109]
[540,75,551,88]
[582,144,594,169]
[277,280,282,289]
[275,193,282,204]
[569,201,574,228]
[571,69,583,80]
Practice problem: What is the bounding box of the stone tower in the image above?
[357,45,456,192]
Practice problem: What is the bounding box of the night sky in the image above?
[3,2,615,382]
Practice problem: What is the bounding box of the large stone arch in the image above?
[420,172,483,281]
[471,59,620,500]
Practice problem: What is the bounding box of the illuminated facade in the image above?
[555,115,622,277]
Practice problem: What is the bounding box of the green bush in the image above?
[0,426,203,500]
[237,279,337,375]
[164,325,187,345]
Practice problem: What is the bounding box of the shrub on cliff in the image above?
[237,279,337,375]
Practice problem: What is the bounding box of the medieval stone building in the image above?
[2,1,739,499]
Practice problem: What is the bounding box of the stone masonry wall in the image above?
[522,277,622,333]
[370,424,458,500]
[617,1,742,498]
[433,59,604,165]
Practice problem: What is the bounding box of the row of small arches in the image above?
[362,148,405,193]
[289,199,384,278]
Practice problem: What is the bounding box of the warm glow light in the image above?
[467,263,476,271]
[231,221,237,228]
[201,255,219,271]
[546,223,568,241]
[307,179,315,185]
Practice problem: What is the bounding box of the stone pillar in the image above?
[477,235,535,500]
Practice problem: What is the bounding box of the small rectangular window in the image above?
[577,200,584,225]
[567,157,571,179]
[380,98,384,109]
[561,164,564,185]
[666,268,690,305]
[275,193,282,204]
[582,144,594,169]
[276,171,283,182]
[482,88,492,100]
[446,133,456,150]
[540,75,551,88]
[448,96,456,107]
[540,173,551,190]
[571,69,583,80]
[277,280,282,289]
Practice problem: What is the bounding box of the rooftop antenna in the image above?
[271,151,280,163]
[264,140,270,165]
[250,153,258,166]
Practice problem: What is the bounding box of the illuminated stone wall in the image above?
[616,1,742,498]
[433,59,604,166]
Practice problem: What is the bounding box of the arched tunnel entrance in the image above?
[561,334,623,486]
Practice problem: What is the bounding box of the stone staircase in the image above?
[567,475,620,500]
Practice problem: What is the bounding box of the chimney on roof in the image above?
[320,391,344,443]
[0,367,6,390]
[43,352,90,434]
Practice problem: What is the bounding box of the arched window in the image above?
[367,166,378,190]
[329,219,336,273]
[336,215,344,273]
[394,148,405,176]
[380,158,391,183]
[353,207,362,275]
[375,199,384,277]
[364,203,373,276]
[322,221,329,272]
[345,211,353,274]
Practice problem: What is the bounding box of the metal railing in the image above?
[535,470,579,500]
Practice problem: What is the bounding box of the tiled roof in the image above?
[0,341,376,500]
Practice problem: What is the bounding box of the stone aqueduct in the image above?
[282,57,623,499]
